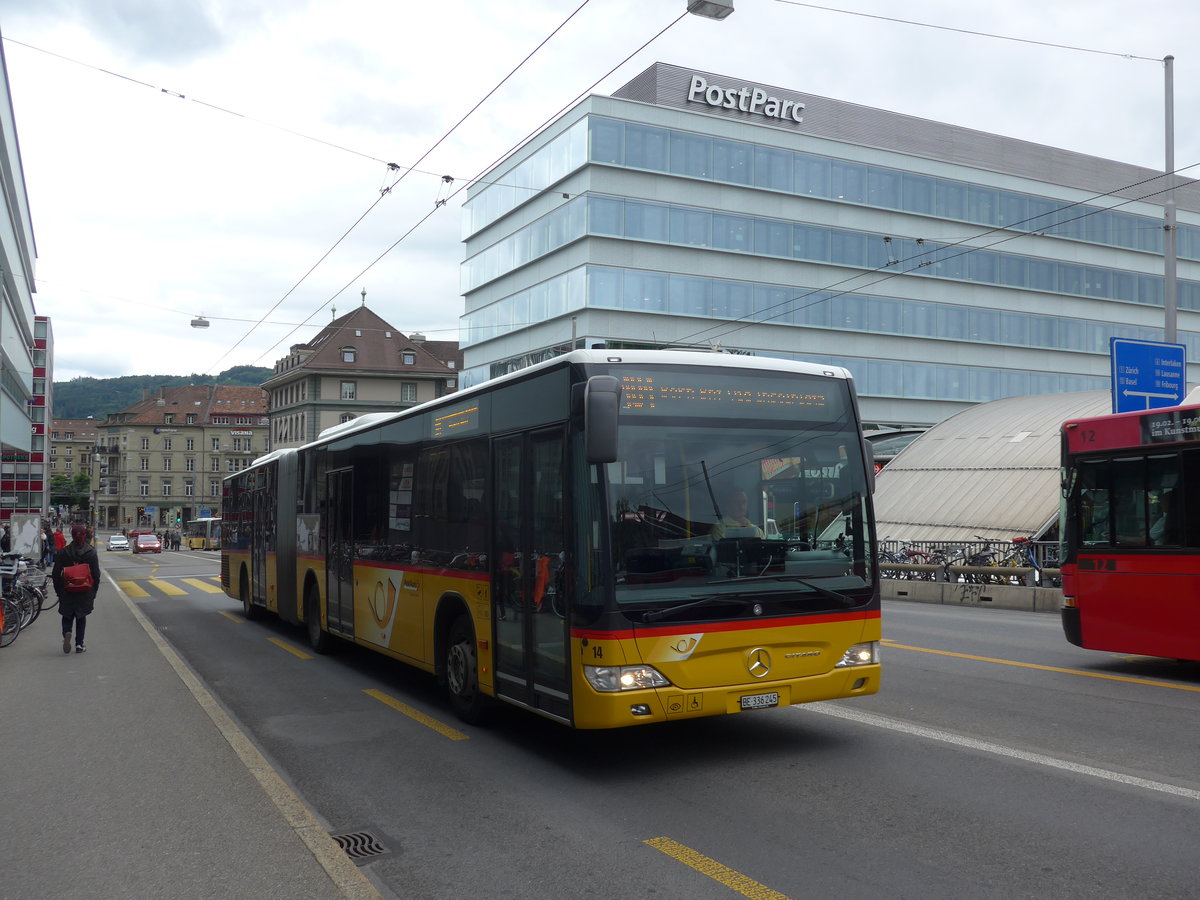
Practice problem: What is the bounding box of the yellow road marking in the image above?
[268,637,313,660]
[183,577,225,594]
[146,578,188,596]
[643,837,790,900]
[881,639,1200,693]
[363,689,469,741]
[117,581,150,598]
[217,610,244,624]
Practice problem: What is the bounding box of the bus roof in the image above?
[288,349,854,453]
[1063,400,1200,454]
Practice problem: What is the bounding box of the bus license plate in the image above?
[740,692,779,710]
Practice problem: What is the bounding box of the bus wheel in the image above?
[305,587,331,654]
[446,615,488,724]
[240,573,263,621]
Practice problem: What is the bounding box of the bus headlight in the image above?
[835,641,879,667]
[584,665,671,692]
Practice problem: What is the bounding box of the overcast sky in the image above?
[1,0,1196,383]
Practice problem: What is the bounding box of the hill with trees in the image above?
[51,366,272,419]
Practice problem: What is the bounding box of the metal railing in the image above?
[875,538,1061,587]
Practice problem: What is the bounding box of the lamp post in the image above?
[1162,55,1177,345]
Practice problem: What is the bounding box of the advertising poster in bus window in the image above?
[1142,408,1200,444]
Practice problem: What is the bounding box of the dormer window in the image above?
[164,414,174,424]
[342,346,357,363]
[402,350,416,365]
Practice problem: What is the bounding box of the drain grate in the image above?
[330,830,389,865]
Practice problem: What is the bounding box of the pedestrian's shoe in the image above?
[75,643,86,653]
[62,632,72,654]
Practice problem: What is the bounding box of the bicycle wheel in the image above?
[16,586,38,629]
[0,596,21,647]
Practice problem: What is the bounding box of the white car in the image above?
[107,534,129,551]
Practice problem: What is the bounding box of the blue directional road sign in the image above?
[1110,338,1186,413]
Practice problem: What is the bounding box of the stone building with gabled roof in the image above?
[263,304,461,449]
[92,384,269,529]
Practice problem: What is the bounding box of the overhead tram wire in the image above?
[667,162,1200,350]
[250,8,693,367]
[202,0,599,375]
[772,1,1162,62]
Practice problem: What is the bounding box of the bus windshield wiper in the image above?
[641,594,761,623]
[705,575,856,607]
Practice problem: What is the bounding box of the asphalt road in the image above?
[115,549,1200,899]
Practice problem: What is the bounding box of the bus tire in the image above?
[445,615,489,724]
[305,586,331,654]
[240,571,263,621]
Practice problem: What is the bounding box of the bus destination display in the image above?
[431,402,482,439]
[618,372,833,420]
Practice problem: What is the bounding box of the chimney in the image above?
[410,332,426,344]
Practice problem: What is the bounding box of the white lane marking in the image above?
[797,703,1200,802]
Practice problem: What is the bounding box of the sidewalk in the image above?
[0,574,381,900]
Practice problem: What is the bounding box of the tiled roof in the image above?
[51,418,100,439]
[270,305,458,379]
[107,385,269,425]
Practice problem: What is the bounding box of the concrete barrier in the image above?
[883,577,1063,613]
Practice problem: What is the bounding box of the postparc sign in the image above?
[686,74,805,123]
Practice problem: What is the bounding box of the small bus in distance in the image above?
[184,517,222,551]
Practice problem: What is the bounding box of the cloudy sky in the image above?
[1,0,1196,382]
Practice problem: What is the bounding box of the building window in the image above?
[139,481,149,496]
[211,438,220,451]
[339,413,355,424]
[162,481,172,496]
[401,383,418,403]
[140,457,150,471]
[211,458,220,471]
[213,416,229,425]
[402,351,416,365]
[164,414,174,424]
[163,438,172,451]
[186,438,195,450]
[186,414,196,424]
[141,437,150,450]
[64,460,72,471]
[341,381,356,400]
[186,458,195,471]
[65,447,73,456]
[341,346,356,363]
[163,458,172,472]
[184,481,194,497]
[210,480,219,496]
[233,438,242,452]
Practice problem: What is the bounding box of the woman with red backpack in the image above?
[52,524,101,654]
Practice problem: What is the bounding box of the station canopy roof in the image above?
[872,391,1112,544]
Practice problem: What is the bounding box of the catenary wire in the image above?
[202,0,598,374]
[248,8,692,367]
[773,1,1162,62]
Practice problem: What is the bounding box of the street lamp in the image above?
[687,0,734,19]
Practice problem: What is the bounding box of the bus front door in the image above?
[251,492,269,608]
[493,431,570,721]
[325,468,355,639]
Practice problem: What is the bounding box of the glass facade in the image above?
[462,192,1199,310]
[584,116,1200,261]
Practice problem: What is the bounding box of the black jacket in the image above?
[52,540,101,617]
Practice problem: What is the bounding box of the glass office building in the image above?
[459,62,1200,426]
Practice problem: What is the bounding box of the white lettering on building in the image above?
[686,75,805,123]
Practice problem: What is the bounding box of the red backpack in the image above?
[63,562,94,593]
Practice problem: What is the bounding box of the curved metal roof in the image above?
[872,390,1112,543]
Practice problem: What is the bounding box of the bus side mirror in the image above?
[863,438,876,494]
[585,375,620,464]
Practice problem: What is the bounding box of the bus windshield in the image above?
[598,372,872,618]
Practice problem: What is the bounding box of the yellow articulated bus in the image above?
[184,517,222,550]
[221,349,881,729]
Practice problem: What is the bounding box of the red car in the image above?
[133,534,162,554]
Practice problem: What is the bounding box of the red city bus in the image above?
[1060,401,1200,660]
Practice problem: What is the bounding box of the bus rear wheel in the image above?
[446,615,488,724]
[305,587,331,654]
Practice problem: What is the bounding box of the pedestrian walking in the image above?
[1,523,10,553]
[52,524,101,654]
